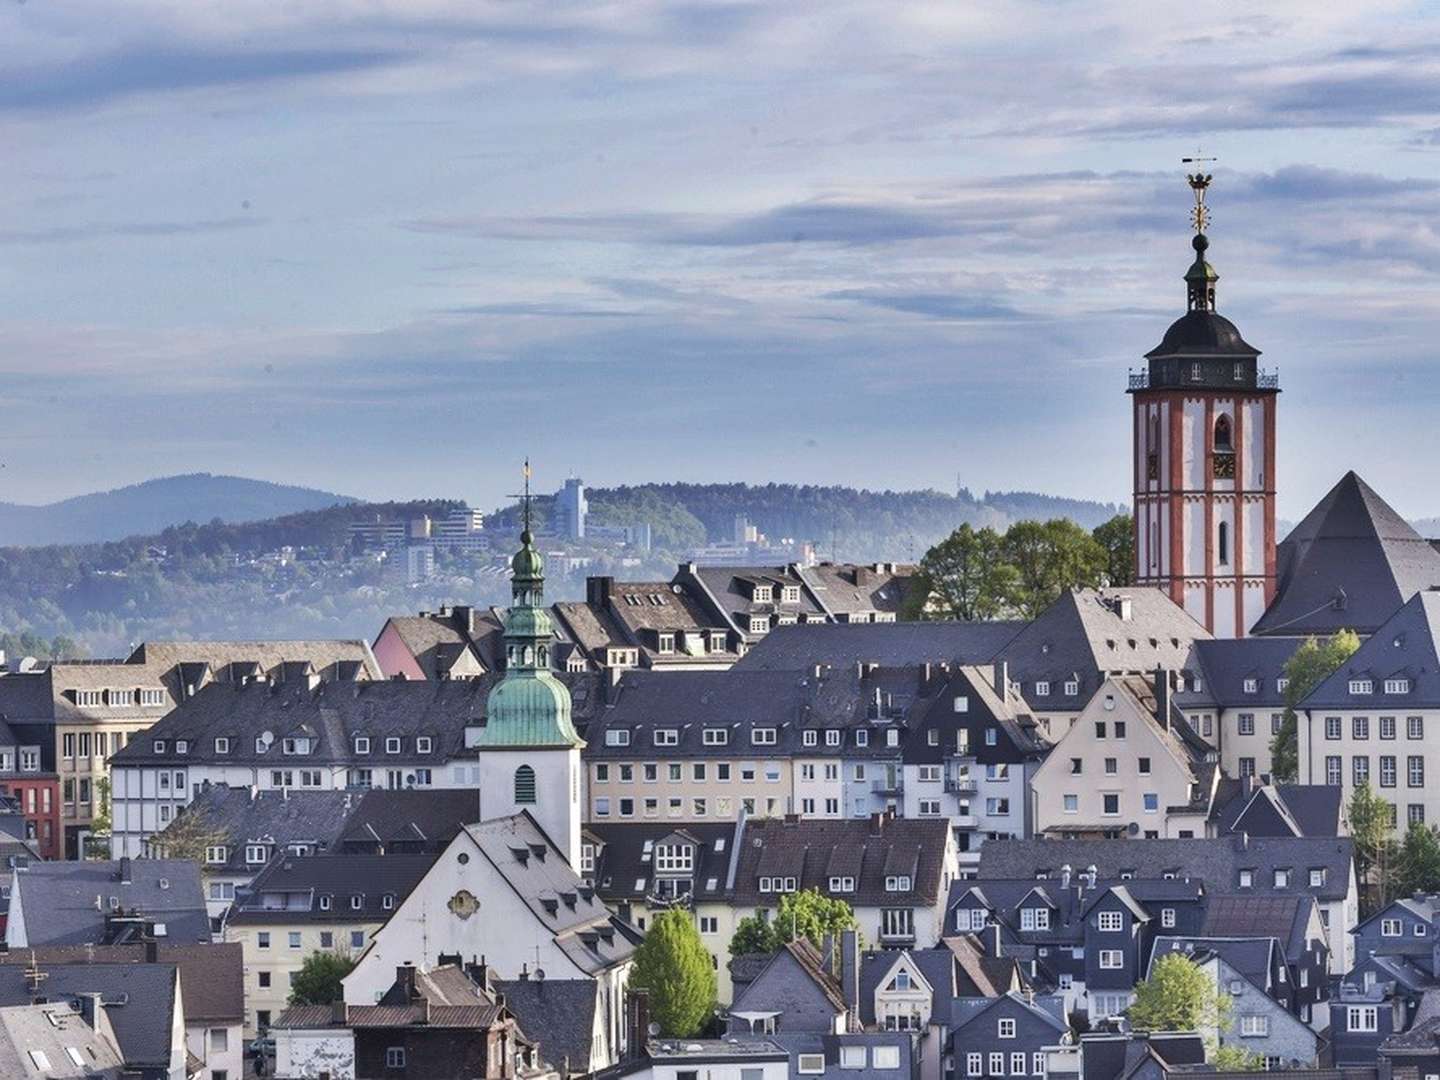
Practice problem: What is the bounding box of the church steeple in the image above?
[1184,169,1218,312]
[477,462,581,748]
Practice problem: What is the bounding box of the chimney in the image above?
[626,989,651,1061]
[396,963,418,1002]
[1152,667,1170,731]
[117,857,132,885]
[1239,774,1254,799]
[993,661,1009,699]
[1117,595,1133,621]
[1060,864,1072,891]
[587,577,614,607]
[144,939,159,964]
[331,999,347,1024]
[840,929,860,1018]
[981,919,1002,958]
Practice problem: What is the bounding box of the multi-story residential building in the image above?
[995,588,1211,736]
[1177,636,1302,777]
[977,836,1358,973]
[729,814,957,952]
[795,563,917,624]
[1253,470,1440,639]
[552,576,739,674]
[583,666,947,825]
[224,853,434,1036]
[949,991,1071,1080]
[1296,590,1440,830]
[902,663,1048,870]
[0,639,380,858]
[0,715,60,859]
[674,563,836,643]
[735,620,1025,674]
[1030,675,1217,839]
[1206,776,1347,840]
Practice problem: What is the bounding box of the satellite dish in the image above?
[1127,822,1140,836]
[647,1022,661,1037]
[260,731,274,746]
[534,967,545,982]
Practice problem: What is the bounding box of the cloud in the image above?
[824,290,1030,321]
[0,217,265,244]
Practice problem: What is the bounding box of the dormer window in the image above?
[753,585,773,603]
[605,730,631,747]
[140,688,167,707]
[416,737,432,754]
[1277,677,1289,693]
[175,740,188,755]
[855,730,869,747]
[1350,679,1374,695]
[751,728,777,746]
[749,617,769,635]
[1034,681,1050,697]
[214,737,230,754]
[205,846,228,865]
[1385,678,1411,695]
[825,729,841,746]
[803,730,818,747]
[354,736,370,754]
[382,893,395,911]
[828,876,855,893]
[107,688,134,707]
[782,586,800,604]
[74,690,102,708]
[385,737,401,754]
[653,729,679,747]
[1020,907,1050,931]
[709,633,727,653]
[154,740,167,754]
[245,844,269,864]
[654,844,694,873]
[351,895,364,910]
[1064,678,1079,696]
[1243,678,1258,694]
[319,895,332,911]
[283,737,310,755]
[255,737,268,754]
[657,633,675,655]
[885,875,912,892]
[702,728,728,746]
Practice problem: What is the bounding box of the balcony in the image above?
[1128,371,1149,390]
[953,813,977,830]
[871,777,903,796]
[945,776,978,795]
[1258,369,1280,389]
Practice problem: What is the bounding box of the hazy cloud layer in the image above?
[5,1,1440,517]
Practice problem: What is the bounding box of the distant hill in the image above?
[0,473,356,546]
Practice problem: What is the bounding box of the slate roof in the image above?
[13,860,209,946]
[586,666,947,760]
[495,978,599,1074]
[768,1033,914,1080]
[688,565,829,634]
[227,853,434,925]
[1253,471,1440,637]
[996,588,1210,709]
[906,665,1049,764]
[0,1001,125,1079]
[378,606,503,677]
[857,948,964,1025]
[463,814,640,977]
[731,816,950,908]
[0,962,177,1069]
[167,784,354,873]
[949,990,1068,1037]
[1208,783,1345,839]
[558,578,739,669]
[583,821,740,903]
[110,672,604,767]
[1177,636,1304,710]
[734,621,1025,672]
[797,563,918,618]
[1302,590,1440,709]
[977,836,1354,903]
[0,943,244,1024]
[337,788,483,854]
[737,940,850,1017]
[1381,987,1440,1053]
[1202,894,1322,964]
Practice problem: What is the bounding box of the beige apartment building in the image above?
[1030,676,1217,839]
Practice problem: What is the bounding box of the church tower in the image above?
[1130,172,1279,638]
[472,465,585,866]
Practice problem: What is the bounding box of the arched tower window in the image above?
[1213,414,1233,452]
[514,765,537,804]
[1217,521,1230,567]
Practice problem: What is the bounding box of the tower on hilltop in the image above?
[473,461,584,866]
[1129,169,1279,638]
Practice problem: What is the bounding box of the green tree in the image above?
[908,524,1017,620]
[1001,519,1108,619]
[1127,953,1231,1033]
[149,804,228,862]
[729,889,858,956]
[86,778,113,859]
[1268,630,1361,781]
[629,909,716,1037]
[1209,1044,1263,1071]
[1350,780,1397,913]
[1091,514,1134,588]
[289,951,356,1005]
[1396,822,1440,896]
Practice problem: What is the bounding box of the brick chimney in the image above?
[117,857,132,886]
[840,929,860,1019]
[396,963,418,1002]
[588,576,614,607]
[993,661,1009,699]
[1152,667,1170,731]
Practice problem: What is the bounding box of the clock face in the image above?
[448,889,480,920]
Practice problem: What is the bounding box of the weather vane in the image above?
[507,459,534,536]
[1182,152,1217,233]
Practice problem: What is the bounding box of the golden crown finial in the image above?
[1183,153,1217,233]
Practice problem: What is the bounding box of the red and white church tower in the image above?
[1130,172,1279,638]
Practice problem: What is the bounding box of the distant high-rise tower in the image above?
[555,476,588,539]
[1129,172,1279,638]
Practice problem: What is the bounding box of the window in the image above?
[1382,918,1403,937]
[514,765,537,804]
[855,729,868,747]
[1063,794,1078,813]
[1381,716,1397,740]
[1064,678,1080,696]
[1161,907,1175,928]
[1143,793,1159,812]
[918,799,941,816]
[1097,911,1123,932]
[652,728,678,747]
[885,875,913,892]
[1351,678,1374,695]
[998,1017,1017,1038]
[1239,1015,1269,1037]
[1020,907,1050,931]
[246,844,268,864]
[1137,757,1151,775]
[1070,758,1083,774]
[1325,756,1342,786]
[205,846,228,865]
[1410,716,1425,740]
[1094,721,1107,739]
[1411,803,1427,825]
[798,1055,826,1075]
[1411,756,1426,788]
[257,932,271,949]
[826,729,841,746]
[1354,716,1371,740]
[1310,868,1326,888]
[1381,756,1397,788]
[385,737,401,754]
[1114,721,1126,739]
[987,797,1011,816]
[1347,1006,1378,1032]
[872,1046,899,1070]
[1104,757,1117,775]
[703,728,728,746]
[386,1047,407,1068]
[289,931,302,949]
[989,1054,1005,1076]
[1273,868,1290,889]
[880,908,913,939]
[1325,716,1342,740]
[1102,794,1119,816]
[1238,714,1255,736]
[1353,756,1370,785]
[1099,949,1123,969]
[829,876,855,893]
[966,1053,982,1077]
[605,729,631,747]
[751,728,776,745]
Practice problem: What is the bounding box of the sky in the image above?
[5,1,1440,520]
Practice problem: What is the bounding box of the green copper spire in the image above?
[477,462,582,748]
